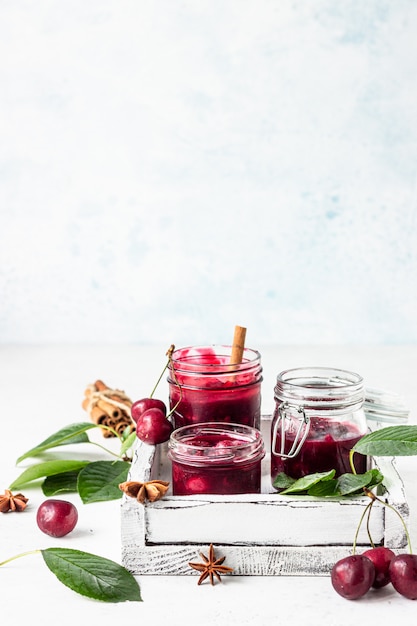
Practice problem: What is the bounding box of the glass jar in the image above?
[364,387,409,431]
[168,422,265,495]
[271,367,368,485]
[167,345,262,430]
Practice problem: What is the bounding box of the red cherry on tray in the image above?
[136,407,173,445]
[131,398,167,423]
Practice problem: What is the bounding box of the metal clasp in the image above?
[272,402,310,459]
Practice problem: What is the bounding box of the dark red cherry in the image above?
[331,555,375,600]
[131,398,167,423]
[389,554,417,599]
[136,407,173,445]
[36,499,78,537]
[362,547,395,588]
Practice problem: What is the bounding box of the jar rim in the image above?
[169,344,261,373]
[276,366,363,388]
[168,421,265,467]
[274,366,364,412]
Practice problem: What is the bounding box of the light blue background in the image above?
[1,1,416,346]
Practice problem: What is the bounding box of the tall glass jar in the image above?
[167,345,262,430]
[168,422,265,495]
[271,367,368,485]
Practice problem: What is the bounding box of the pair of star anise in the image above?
[119,480,169,503]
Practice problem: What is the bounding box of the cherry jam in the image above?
[271,419,367,481]
[168,422,265,495]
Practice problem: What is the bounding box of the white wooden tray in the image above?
[120,416,409,576]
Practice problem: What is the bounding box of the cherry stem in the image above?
[349,451,411,555]
[0,549,41,567]
[349,449,357,475]
[352,500,374,554]
[363,488,413,554]
[366,500,375,548]
[166,346,183,419]
[149,344,175,399]
[88,440,124,460]
[85,423,128,459]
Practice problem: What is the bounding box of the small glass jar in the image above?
[271,367,368,485]
[167,345,262,430]
[168,422,265,495]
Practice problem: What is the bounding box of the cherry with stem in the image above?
[332,449,415,600]
[132,345,183,445]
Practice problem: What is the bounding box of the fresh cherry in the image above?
[136,407,173,445]
[331,555,375,600]
[131,398,167,423]
[362,547,395,588]
[389,554,417,600]
[36,499,78,537]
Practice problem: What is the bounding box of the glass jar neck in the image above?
[274,367,364,415]
[168,422,265,467]
[167,344,262,389]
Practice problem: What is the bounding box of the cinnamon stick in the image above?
[82,379,134,437]
[229,325,247,365]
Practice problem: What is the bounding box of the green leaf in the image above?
[77,460,130,504]
[41,548,142,603]
[336,469,383,496]
[353,425,417,457]
[364,468,385,490]
[9,460,91,490]
[121,425,134,441]
[273,472,297,490]
[16,422,96,464]
[276,468,385,498]
[307,479,339,497]
[280,470,336,494]
[119,431,137,458]
[42,470,81,496]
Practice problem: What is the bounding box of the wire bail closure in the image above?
[272,402,310,459]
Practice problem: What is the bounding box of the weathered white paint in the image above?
[121,417,409,576]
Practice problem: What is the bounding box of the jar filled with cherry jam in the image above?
[168,422,265,495]
[271,367,368,485]
[167,345,262,430]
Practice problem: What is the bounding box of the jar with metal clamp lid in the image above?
[271,367,369,486]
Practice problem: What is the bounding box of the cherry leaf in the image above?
[353,425,417,457]
[279,470,336,494]
[42,470,81,496]
[77,460,130,503]
[16,422,95,464]
[336,469,384,496]
[41,548,142,603]
[9,460,90,490]
[119,431,137,458]
[272,472,297,490]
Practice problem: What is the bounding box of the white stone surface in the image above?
[1,1,417,345]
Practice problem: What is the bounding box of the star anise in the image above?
[189,544,234,585]
[0,489,29,513]
[119,480,170,503]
